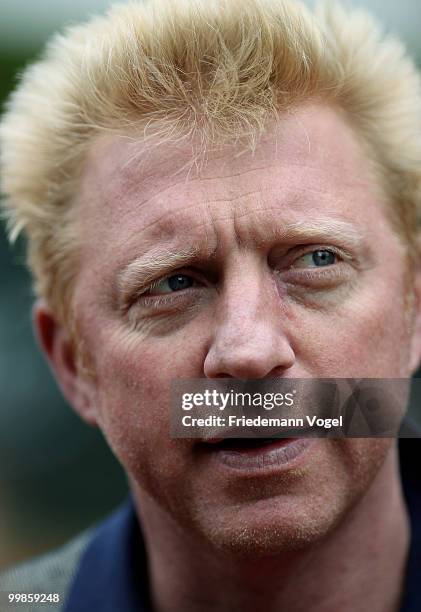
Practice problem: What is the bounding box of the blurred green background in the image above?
[0,0,421,571]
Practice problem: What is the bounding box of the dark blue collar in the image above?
[63,501,149,611]
[64,439,421,612]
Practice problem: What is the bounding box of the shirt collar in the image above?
[63,500,149,612]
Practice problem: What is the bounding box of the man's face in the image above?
[68,104,419,553]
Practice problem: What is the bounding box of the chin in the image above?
[192,497,343,558]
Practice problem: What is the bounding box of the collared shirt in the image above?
[64,439,421,612]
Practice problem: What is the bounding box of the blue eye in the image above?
[149,274,194,295]
[295,249,337,268]
[310,250,336,266]
[167,275,194,291]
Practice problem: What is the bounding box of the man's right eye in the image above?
[145,274,196,295]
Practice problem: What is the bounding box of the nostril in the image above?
[203,322,296,379]
[204,350,295,380]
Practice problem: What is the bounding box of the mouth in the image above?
[199,437,315,471]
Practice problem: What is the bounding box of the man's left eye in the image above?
[294,249,337,268]
[148,274,195,295]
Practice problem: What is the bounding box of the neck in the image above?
[131,444,409,612]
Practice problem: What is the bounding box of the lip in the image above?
[200,437,316,472]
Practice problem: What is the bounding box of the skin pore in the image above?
[35,103,421,611]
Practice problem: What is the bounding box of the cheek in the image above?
[291,277,412,377]
[90,325,205,491]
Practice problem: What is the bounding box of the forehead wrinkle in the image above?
[103,159,340,218]
[103,155,287,212]
[135,162,330,201]
[105,165,355,227]
[117,180,349,243]
[115,168,269,212]
[113,136,362,187]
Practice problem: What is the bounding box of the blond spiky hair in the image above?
[1,0,421,324]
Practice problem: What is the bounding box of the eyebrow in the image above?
[261,219,367,251]
[117,218,367,302]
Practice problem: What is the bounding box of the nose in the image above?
[203,270,295,379]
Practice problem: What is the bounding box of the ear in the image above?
[32,299,98,426]
[409,265,421,374]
